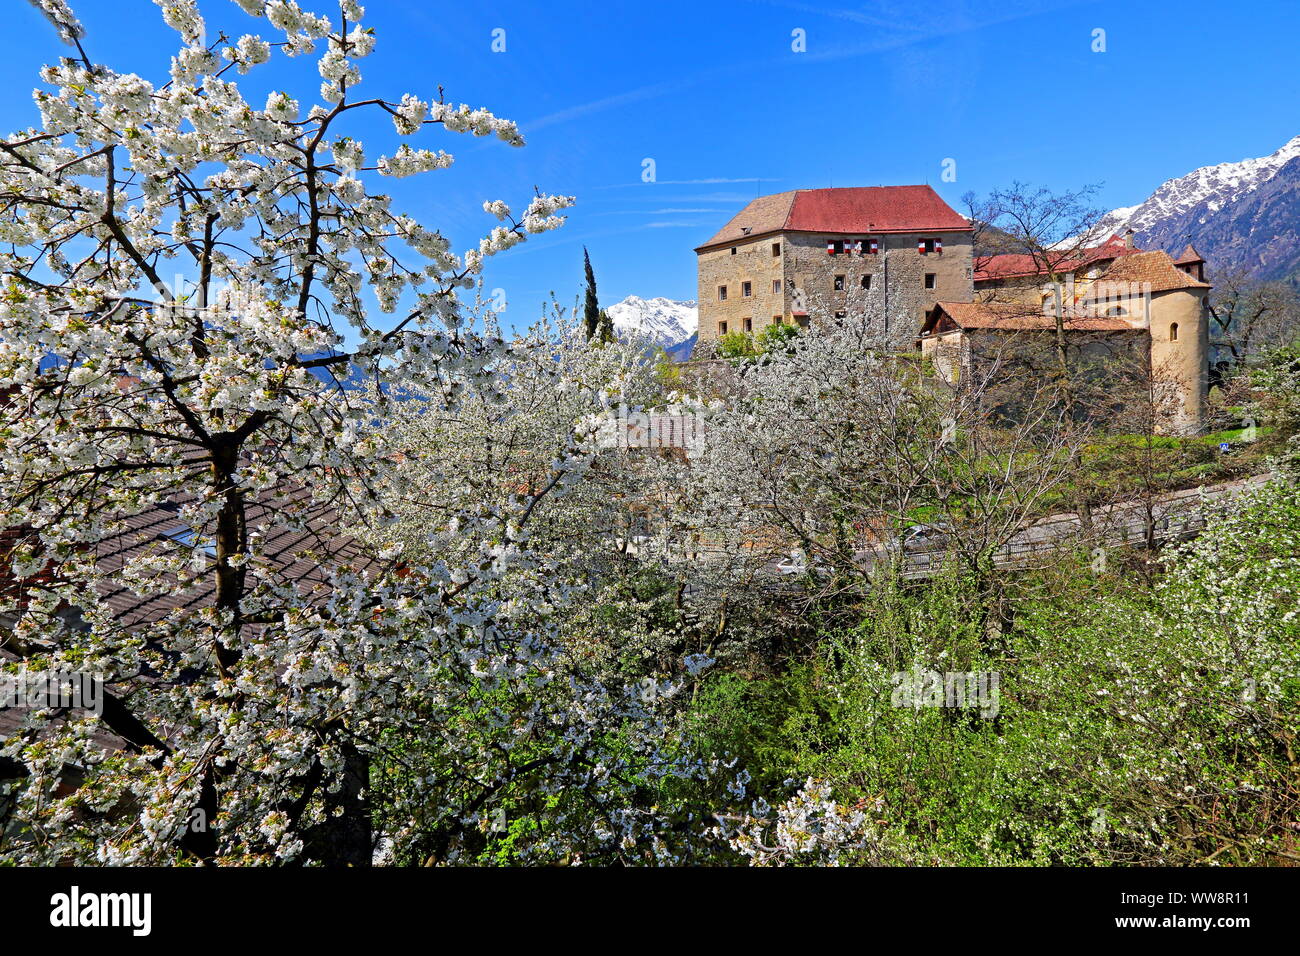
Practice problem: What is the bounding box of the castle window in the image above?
[773,279,782,294]
[1169,322,1179,341]
[772,242,781,257]
[743,317,753,333]
[861,274,872,290]
[866,238,880,255]
[730,247,737,256]
[742,281,752,298]
[718,320,728,335]
[924,273,936,290]
[833,274,846,291]
[718,285,727,301]
[920,238,939,254]
[773,315,783,325]
[827,239,845,255]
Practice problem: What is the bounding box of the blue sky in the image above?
[5,0,1298,333]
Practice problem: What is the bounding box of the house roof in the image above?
[0,483,381,756]
[1174,243,1206,266]
[973,234,1140,282]
[921,301,1137,335]
[974,240,1210,294]
[1096,250,1211,293]
[86,488,376,631]
[696,185,970,251]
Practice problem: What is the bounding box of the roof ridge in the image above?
[697,184,968,252]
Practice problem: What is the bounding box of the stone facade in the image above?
[696,236,787,340]
[695,189,1212,433]
[782,230,972,343]
[695,186,974,347]
[697,230,972,347]
[956,244,1212,434]
[1146,287,1210,432]
[921,316,1153,427]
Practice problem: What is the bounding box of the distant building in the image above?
[694,186,973,346]
[920,235,1211,433]
[695,189,1212,433]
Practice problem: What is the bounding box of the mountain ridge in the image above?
[605,295,698,354]
[1102,134,1300,281]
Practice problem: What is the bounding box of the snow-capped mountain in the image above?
[1103,134,1300,235]
[1100,134,1300,280]
[605,295,698,351]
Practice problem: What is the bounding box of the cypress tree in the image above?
[582,247,600,341]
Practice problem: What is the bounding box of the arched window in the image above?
[1169,322,1179,342]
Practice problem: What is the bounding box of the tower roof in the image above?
[1099,250,1211,292]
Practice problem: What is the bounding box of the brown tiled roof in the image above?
[921,301,1137,335]
[1174,243,1206,265]
[696,191,797,251]
[1095,250,1211,293]
[619,414,703,450]
[1,484,381,760]
[696,185,969,251]
[87,486,378,632]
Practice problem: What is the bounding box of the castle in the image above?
[694,186,972,343]
[695,186,1210,433]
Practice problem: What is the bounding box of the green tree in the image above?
[597,307,615,344]
[756,321,800,354]
[717,331,760,359]
[582,247,601,341]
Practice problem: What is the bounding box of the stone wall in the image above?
[975,273,1211,434]
[697,229,973,349]
[1148,288,1210,434]
[783,230,972,345]
[963,328,1152,426]
[696,234,786,340]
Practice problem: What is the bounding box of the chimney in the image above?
[1123,228,1135,249]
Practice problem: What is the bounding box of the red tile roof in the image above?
[973,234,1140,282]
[696,185,969,251]
[783,185,970,234]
